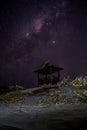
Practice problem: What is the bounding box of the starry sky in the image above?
[0,0,87,87]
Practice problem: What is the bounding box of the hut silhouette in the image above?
[34,61,63,86]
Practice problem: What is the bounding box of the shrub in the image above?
[57,77,70,87]
[0,91,23,103]
[74,90,87,103]
[15,85,24,91]
[70,76,87,88]
[40,83,54,89]
[56,76,87,88]
[8,85,24,91]
[39,91,64,105]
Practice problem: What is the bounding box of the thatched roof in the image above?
[34,62,63,75]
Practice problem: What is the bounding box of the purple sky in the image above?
[0,0,87,87]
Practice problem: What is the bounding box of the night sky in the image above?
[0,0,87,87]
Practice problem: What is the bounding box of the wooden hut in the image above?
[34,62,63,86]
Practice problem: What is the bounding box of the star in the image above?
[46,22,49,26]
[52,40,56,44]
[56,12,59,18]
[26,33,30,37]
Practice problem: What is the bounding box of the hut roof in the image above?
[34,62,63,75]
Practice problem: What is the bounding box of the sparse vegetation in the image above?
[0,85,24,103]
[39,91,63,105]
[39,77,87,105]
[0,91,23,103]
[70,76,87,88]
[57,77,70,87]
[39,90,80,105]
[0,77,87,104]
[40,83,56,89]
[56,76,87,88]
[40,84,52,89]
[74,90,87,103]
[8,85,24,91]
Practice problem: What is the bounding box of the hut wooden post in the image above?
[37,72,39,86]
[45,73,48,84]
[58,71,60,81]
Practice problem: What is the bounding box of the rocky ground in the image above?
[0,104,87,130]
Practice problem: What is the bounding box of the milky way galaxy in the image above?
[0,0,87,87]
